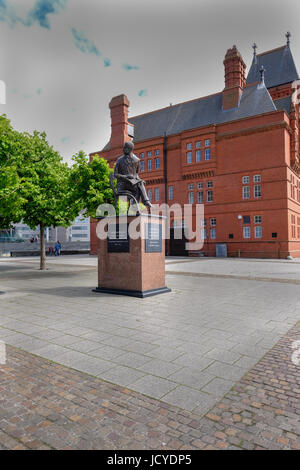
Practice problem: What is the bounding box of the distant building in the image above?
[68,216,90,242]
[14,223,39,241]
[89,34,300,259]
[1,217,90,244]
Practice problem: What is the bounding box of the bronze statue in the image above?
[113,141,152,210]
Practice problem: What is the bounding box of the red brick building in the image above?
[90,36,300,259]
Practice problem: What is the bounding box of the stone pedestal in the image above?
[93,214,171,298]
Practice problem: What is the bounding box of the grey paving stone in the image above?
[28,343,69,361]
[230,344,269,358]
[193,395,220,417]
[121,340,158,354]
[234,355,259,369]
[112,351,153,368]
[99,365,146,387]
[167,367,216,390]
[67,339,103,353]
[74,357,114,376]
[79,331,112,342]
[3,333,36,347]
[49,334,82,347]
[161,386,216,412]
[201,377,235,397]
[204,348,242,364]
[88,345,124,360]
[32,329,65,341]
[53,349,92,367]
[0,329,23,340]
[20,339,50,353]
[101,336,133,349]
[204,361,248,381]
[147,346,185,362]
[172,353,214,370]
[137,359,183,378]
[129,375,177,399]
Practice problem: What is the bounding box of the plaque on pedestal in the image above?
[107,223,130,253]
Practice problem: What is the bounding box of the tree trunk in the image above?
[40,222,46,270]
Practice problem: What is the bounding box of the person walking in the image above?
[55,241,61,256]
[48,245,54,256]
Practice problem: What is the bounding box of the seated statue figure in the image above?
[114,141,152,210]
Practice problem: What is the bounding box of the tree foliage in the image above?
[0,115,115,269]
[0,115,27,227]
[69,151,114,218]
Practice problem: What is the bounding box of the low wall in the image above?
[0,241,90,257]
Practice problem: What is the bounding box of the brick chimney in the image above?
[222,45,246,110]
[109,94,130,149]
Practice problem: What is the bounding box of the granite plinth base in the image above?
[94,214,171,298]
[93,286,171,298]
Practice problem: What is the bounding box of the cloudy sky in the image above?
[1,0,300,162]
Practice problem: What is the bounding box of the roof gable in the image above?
[246,45,299,88]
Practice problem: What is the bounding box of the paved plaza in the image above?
[0,322,299,450]
[0,255,299,449]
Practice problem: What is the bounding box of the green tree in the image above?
[69,151,114,218]
[18,131,79,270]
[0,115,26,228]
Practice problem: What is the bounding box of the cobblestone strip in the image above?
[0,323,299,450]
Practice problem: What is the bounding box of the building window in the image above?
[243,226,251,238]
[148,189,152,202]
[243,186,250,199]
[201,228,207,239]
[207,190,213,202]
[242,176,249,184]
[148,159,152,171]
[201,219,206,226]
[196,150,201,162]
[188,183,194,190]
[155,149,160,156]
[188,192,194,204]
[254,215,262,224]
[186,143,192,150]
[207,181,213,188]
[187,151,193,163]
[205,149,211,160]
[140,161,145,172]
[195,141,201,148]
[197,191,204,203]
[210,228,216,239]
[291,214,296,238]
[210,218,216,226]
[243,215,250,224]
[168,186,174,200]
[147,151,152,157]
[255,226,262,238]
[253,175,261,183]
[254,184,261,198]
[155,188,160,201]
[197,182,203,189]
[205,139,210,146]
[140,152,144,158]
[155,158,160,169]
